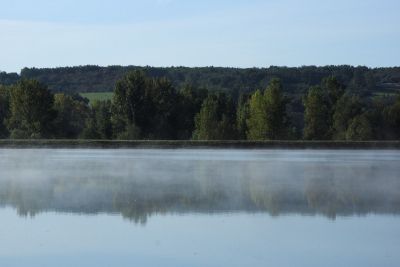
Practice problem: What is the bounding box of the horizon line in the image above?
[2,64,400,75]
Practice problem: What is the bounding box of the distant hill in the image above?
[1,65,400,99]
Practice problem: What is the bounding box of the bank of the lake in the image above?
[0,139,400,149]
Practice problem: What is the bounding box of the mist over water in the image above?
[0,149,400,267]
[0,149,399,221]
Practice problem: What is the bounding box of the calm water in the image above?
[0,149,399,267]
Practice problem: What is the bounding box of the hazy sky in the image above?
[0,0,399,73]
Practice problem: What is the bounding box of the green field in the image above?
[80,92,113,103]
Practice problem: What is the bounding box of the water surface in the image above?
[0,149,399,266]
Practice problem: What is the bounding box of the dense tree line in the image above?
[1,66,399,98]
[0,71,399,140]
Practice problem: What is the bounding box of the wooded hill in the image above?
[1,65,400,99]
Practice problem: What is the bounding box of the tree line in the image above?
[0,71,399,140]
[1,65,399,98]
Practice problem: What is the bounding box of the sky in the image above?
[0,0,399,73]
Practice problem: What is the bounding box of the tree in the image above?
[82,100,113,139]
[111,71,148,139]
[175,85,208,139]
[263,79,289,139]
[367,96,394,140]
[192,93,237,140]
[0,85,10,138]
[246,90,267,140]
[332,95,363,140]
[54,93,90,138]
[303,86,330,140]
[7,80,56,139]
[385,95,400,139]
[345,113,373,141]
[322,76,344,109]
[147,77,178,139]
[192,95,220,140]
[236,93,250,140]
[246,79,289,140]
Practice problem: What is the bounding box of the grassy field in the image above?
[80,92,113,103]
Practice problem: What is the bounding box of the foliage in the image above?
[0,69,399,141]
[236,93,250,139]
[0,86,10,138]
[81,100,113,139]
[7,80,56,139]
[54,93,90,138]
[345,114,373,141]
[246,79,289,140]
[385,96,400,139]
[111,71,148,139]
[12,65,400,98]
[192,93,237,140]
[303,86,331,140]
[263,79,289,139]
[246,90,267,140]
[332,95,363,140]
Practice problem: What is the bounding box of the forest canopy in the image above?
[0,65,399,140]
[1,65,400,97]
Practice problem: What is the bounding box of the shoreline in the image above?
[0,140,399,149]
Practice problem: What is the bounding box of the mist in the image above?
[0,149,399,223]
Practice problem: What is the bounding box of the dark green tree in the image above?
[345,113,373,141]
[0,85,10,138]
[322,76,344,109]
[236,93,250,140]
[385,95,400,139]
[332,95,363,140]
[264,79,289,139]
[54,93,90,138]
[7,80,56,139]
[192,93,237,140]
[303,86,330,140]
[147,77,178,139]
[111,71,148,139]
[82,100,113,139]
[175,85,208,139]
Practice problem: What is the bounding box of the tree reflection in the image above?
[0,150,399,224]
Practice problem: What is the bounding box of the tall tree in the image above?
[7,80,56,139]
[303,86,330,140]
[147,77,178,139]
[264,79,289,139]
[322,76,344,109]
[332,95,363,140]
[345,113,373,141]
[236,93,250,140]
[111,71,148,139]
[54,93,90,138]
[192,93,237,140]
[82,100,113,139]
[247,79,289,140]
[385,95,400,139]
[246,90,267,140]
[176,85,208,139]
[0,85,10,138]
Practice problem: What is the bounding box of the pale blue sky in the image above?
[0,0,399,73]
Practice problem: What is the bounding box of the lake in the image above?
[0,149,399,267]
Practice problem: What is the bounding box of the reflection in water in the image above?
[0,149,399,223]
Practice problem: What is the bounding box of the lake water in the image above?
[0,149,399,267]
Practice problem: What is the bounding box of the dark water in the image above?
[0,149,399,267]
